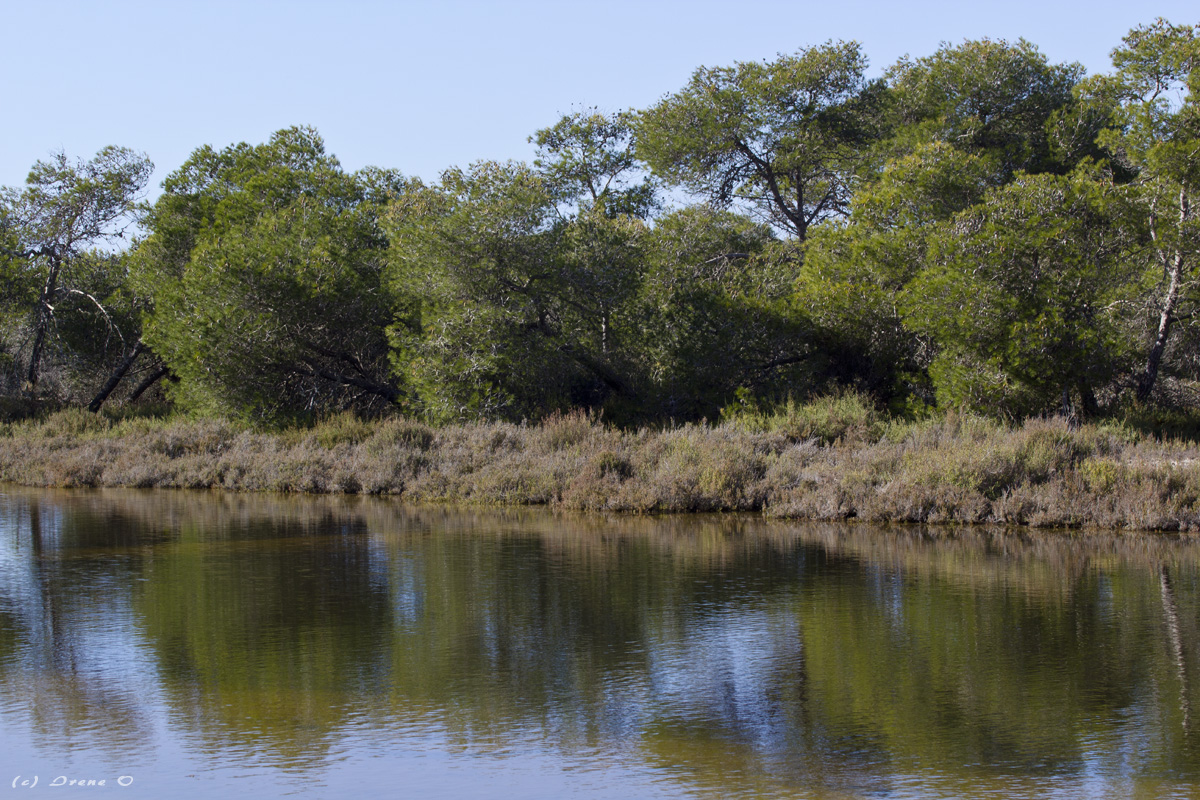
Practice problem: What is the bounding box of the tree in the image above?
[796,142,998,406]
[385,161,646,422]
[134,127,403,421]
[0,147,152,395]
[0,207,35,386]
[634,206,808,418]
[901,172,1134,417]
[887,38,1087,177]
[530,109,659,219]
[636,41,890,240]
[1084,18,1200,401]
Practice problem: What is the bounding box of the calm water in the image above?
[3,489,1200,798]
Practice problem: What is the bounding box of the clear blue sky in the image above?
[3,0,1196,194]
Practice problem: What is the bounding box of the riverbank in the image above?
[3,400,1200,531]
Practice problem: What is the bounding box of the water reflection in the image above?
[2,488,1200,798]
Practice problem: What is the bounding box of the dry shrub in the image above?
[103,450,174,488]
[367,418,435,453]
[1078,457,1122,493]
[558,444,664,512]
[637,427,768,511]
[590,450,633,481]
[724,390,883,445]
[466,460,560,505]
[157,419,236,458]
[533,408,601,452]
[313,412,375,448]
[35,408,111,438]
[767,482,856,520]
[895,416,1090,499]
[6,406,1200,532]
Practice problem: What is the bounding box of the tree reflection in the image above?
[1161,563,1191,735]
[3,489,1200,795]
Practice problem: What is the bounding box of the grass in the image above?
[3,396,1200,531]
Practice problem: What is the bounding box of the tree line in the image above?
[1,18,1197,425]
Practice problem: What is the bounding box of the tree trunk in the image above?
[26,250,62,390]
[87,341,145,412]
[556,344,634,398]
[1077,381,1099,418]
[1137,190,1190,402]
[129,364,171,402]
[1138,253,1183,402]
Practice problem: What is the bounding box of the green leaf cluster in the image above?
[133,127,401,422]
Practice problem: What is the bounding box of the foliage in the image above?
[636,40,891,239]
[530,109,659,218]
[797,143,999,404]
[0,146,152,395]
[636,206,810,418]
[386,161,645,422]
[888,38,1087,175]
[1085,18,1200,400]
[135,127,402,422]
[7,19,1200,429]
[903,172,1135,416]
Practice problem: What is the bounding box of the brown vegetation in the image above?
[3,396,1200,532]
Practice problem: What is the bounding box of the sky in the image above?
[2,0,1197,196]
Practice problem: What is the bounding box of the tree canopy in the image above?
[0,146,151,395]
[133,127,403,421]
[636,41,890,239]
[5,18,1200,425]
[888,38,1086,175]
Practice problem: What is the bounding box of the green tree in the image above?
[902,172,1134,416]
[1084,18,1200,401]
[134,127,403,421]
[887,38,1087,176]
[797,142,998,406]
[787,39,1096,410]
[0,147,152,395]
[0,207,34,385]
[530,109,659,218]
[635,206,809,418]
[636,41,890,240]
[386,161,645,422]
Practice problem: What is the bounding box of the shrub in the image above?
[35,408,111,438]
[314,412,375,448]
[723,390,882,445]
[368,418,436,452]
[536,408,601,452]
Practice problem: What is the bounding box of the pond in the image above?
[2,488,1200,798]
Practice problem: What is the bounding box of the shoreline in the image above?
[4,407,1200,533]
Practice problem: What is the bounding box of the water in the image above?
[3,488,1200,798]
